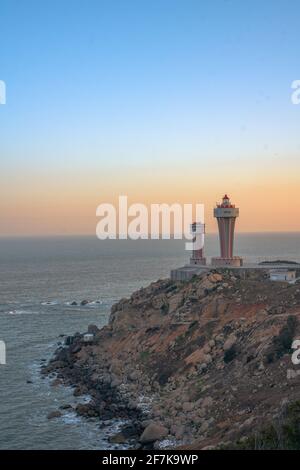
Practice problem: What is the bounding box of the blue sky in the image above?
[1,0,300,234]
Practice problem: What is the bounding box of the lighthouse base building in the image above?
[211,256,243,267]
[170,222,207,281]
[170,194,300,281]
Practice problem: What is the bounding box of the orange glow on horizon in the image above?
[1,161,300,236]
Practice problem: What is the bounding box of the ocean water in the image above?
[0,234,299,449]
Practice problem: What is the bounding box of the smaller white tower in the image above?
[190,222,206,266]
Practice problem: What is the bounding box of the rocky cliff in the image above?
[43,269,300,449]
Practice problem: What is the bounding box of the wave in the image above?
[64,300,104,307]
[7,309,39,315]
[41,301,59,306]
[61,411,81,425]
[38,300,105,308]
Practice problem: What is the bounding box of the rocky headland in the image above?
[42,269,300,449]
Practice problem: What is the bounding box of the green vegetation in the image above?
[267,315,297,363]
[139,350,151,362]
[259,260,299,265]
[233,401,300,449]
[223,345,237,363]
[174,333,186,346]
[193,378,203,400]
[160,302,169,314]
[188,320,199,334]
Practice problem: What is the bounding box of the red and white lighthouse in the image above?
[211,195,243,267]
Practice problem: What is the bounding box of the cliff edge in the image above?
[43,269,300,449]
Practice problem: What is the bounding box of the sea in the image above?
[0,233,299,449]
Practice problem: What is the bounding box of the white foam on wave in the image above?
[157,438,178,449]
[88,300,103,306]
[26,340,131,449]
[137,393,154,414]
[62,411,81,425]
[7,309,39,315]
[79,394,92,404]
[41,301,59,306]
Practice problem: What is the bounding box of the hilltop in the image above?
[43,269,300,449]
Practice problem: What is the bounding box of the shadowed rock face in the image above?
[43,269,300,449]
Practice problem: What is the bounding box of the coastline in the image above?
[41,333,147,449]
[43,269,300,449]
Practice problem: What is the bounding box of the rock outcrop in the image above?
[42,269,300,449]
[140,422,168,444]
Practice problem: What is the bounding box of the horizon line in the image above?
[1,230,300,240]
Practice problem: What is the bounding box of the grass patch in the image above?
[267,315,297,362]
[231,401,300,450]
[193,378,203,400]
[139,350,151,362]
[224,345,238,363]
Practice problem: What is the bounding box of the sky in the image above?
[0,0,300,236]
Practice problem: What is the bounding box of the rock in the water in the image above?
[108,432,126,444]
[65,336,74,346]
[59,404,72,410]
[47,410,62,420]
[73,384,87,396]
[140,422,168,444]
[81,299,89,306]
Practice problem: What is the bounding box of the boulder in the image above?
[140,422,168,444]
[208,273,223,283]
[202,396,213,408]
[268,305,286,315]
[47,410,62,420]
[65,336,74,346]
[128,371,139,382]
[152,295,168,311]
[223,334,237,351]
[73,384,88,396]
[111,376,122,388]
[200,420,210,433]
[108,432,126,444]
[70,343,81,354]
[87,324,100,335]
[75,403,90,416]
[200,278,215,290]
[168,293,184,314]
[182,402,194,412]
[59,404,72,410]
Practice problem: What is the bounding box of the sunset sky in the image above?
[1,0,300,236]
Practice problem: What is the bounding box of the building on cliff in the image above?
[189,222,206,266]
[170,194,300,281]
[171,194,243,281]
[269,269,296,283]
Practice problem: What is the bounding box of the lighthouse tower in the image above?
[211,195,243,267]
[190,222,206,265]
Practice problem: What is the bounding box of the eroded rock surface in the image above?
[43,269,300,449]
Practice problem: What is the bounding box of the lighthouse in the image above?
[211,195,243,267]
[190,222,206,265]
